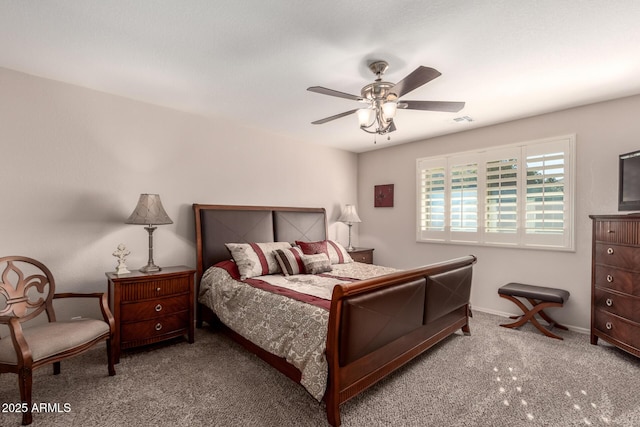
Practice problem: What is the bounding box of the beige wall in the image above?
[0,67,358,321]
[357,94,640,331]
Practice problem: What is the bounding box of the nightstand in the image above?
[348,247,374,264]
[106,266,195,362]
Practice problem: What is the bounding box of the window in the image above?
[416,135,575,251]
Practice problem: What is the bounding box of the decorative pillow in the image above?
[225,242,291,280]
[296,240,353,265]
[296,240,328,257]
[273,247,306,276]
[326,240,353,264]
[301,253,332,274]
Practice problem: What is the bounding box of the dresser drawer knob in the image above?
[155,304,163,312]
[155,323,163,331]
[606,247,614,255]
[607,229,614,233]
[605,298,613,307]
[156,287,161,292]
[606,274,613,283]
[605,322,612,330]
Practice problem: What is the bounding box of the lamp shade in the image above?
[357,108,374,127]
[125,194,173,226]
[382,101,397,119]
[338,204,361,224]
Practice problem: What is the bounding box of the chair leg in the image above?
[18,366,33,425]
[499,294,565,340]
[53,361,61,375]
[526,298,569,330]
[107,339,116,376]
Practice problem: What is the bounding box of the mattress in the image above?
[198,261,397,400]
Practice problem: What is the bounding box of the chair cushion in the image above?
[498,282,570,304]
[0,319,110,365]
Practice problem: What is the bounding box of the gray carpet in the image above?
[1,311,638,426]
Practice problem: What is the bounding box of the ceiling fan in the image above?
[308,60,465,136]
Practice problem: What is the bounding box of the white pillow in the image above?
[225,242,291,280]
[326,240,354,264]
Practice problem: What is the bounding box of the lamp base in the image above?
[139,263,161,273]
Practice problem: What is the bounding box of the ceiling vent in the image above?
[453,115,473,123]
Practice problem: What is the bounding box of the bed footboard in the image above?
[324,255,476,426]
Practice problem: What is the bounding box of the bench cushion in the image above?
[498,282,569,304]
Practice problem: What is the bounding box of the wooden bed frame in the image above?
[193,204,476,426]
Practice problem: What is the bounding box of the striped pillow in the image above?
[296,240,353,265]
[225,242,292,280]
[301,253,332,274]
[273,247,306,276]
[326,240,353,264]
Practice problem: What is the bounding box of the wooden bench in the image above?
[498,282,570,340]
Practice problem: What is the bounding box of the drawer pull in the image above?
[606,274,613,283]
[156,287,161,292]
[155,323,163,331]
[155,304,163,312]
[605,298,613,307]
[606,247,614,255]
[605,322,612,330]
[607,229,614,233]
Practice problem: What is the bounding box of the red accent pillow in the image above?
[295,240,329,259]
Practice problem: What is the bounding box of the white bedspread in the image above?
[198,262,397,401]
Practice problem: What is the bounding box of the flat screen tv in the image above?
[619,150,640,211]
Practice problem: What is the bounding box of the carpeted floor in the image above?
[1,311,638,426]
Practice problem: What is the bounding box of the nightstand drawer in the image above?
[348,248,374,264]
[119,277,190,301]
[120,294,190,322]
[121,311,189,343]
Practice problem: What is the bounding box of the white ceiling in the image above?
[2,1,640,153]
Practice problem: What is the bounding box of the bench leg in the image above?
[498,294,566,340]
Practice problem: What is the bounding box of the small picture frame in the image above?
[374,184,394,207]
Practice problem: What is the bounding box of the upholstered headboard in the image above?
[193,204,327,280]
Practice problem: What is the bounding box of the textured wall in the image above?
[357,94,640,331]
[0,67,358,323]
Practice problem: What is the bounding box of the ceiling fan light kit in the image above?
[308,60,465,139]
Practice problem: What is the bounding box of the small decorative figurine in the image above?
[112,243,131,275]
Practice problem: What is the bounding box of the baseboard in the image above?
[471,306,590,335]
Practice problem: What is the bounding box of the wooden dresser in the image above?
[107,266,195,362]
[589,215,640,358]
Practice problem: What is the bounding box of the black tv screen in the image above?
[619,150,640,211]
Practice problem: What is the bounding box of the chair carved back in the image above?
[0,256,56,323]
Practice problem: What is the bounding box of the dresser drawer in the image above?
[120,294,190,322]
[121,311,189,343]
[595,243,640,271]
[594,265,640,296]
[593,220,640,244]
[593,309,640,349]
[119,276,191,301]
[594,287,640,323]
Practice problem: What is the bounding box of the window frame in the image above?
[416,134,576,251]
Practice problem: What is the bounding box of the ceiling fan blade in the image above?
[391,67,441,98]
[388,120,397,133]
[311,109,359,125]
[400,100,465,112]
[307,86,363,101]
